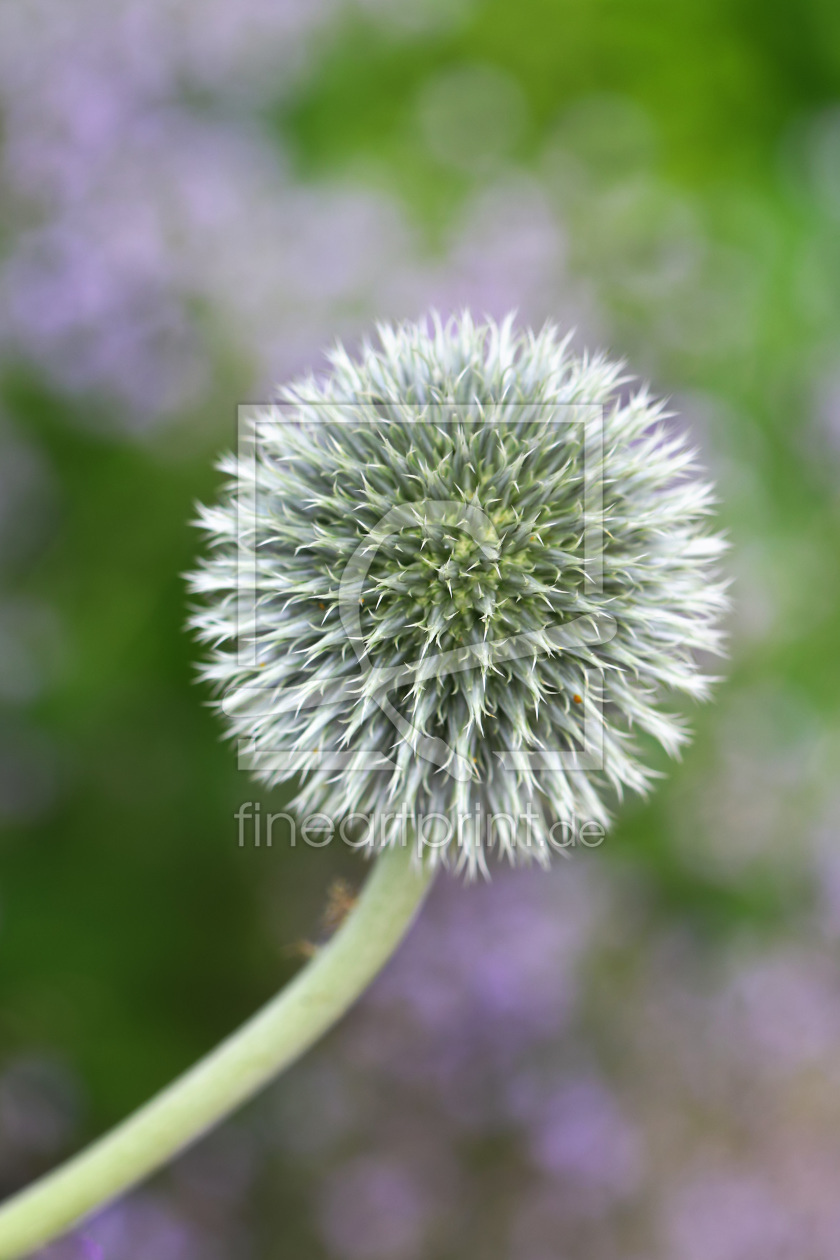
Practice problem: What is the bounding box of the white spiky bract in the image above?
[189,312,727,875]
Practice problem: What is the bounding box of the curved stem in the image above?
[0,842,435,1259]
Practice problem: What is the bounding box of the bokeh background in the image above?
[2,1,840,1256]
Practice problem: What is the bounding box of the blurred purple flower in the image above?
[344,865,601,1130]
[717,948,840,1074]
[0,2,584,426]
[664,1173,800,1260]
[522,1078,642,1202]
[72,1194,231,1260]
[318,1156,435,1260]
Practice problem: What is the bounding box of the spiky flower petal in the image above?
[188,312,727,874]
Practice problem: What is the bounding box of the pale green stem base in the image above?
[0,843,435,1259]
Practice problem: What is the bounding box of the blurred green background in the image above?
[2,1,840,1256]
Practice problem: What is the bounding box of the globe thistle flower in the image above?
[0,313,728,1255]
[189,312,728,873]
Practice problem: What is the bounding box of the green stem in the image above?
[0,842,435,1259]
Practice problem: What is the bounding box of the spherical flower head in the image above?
[188,312,728,875]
